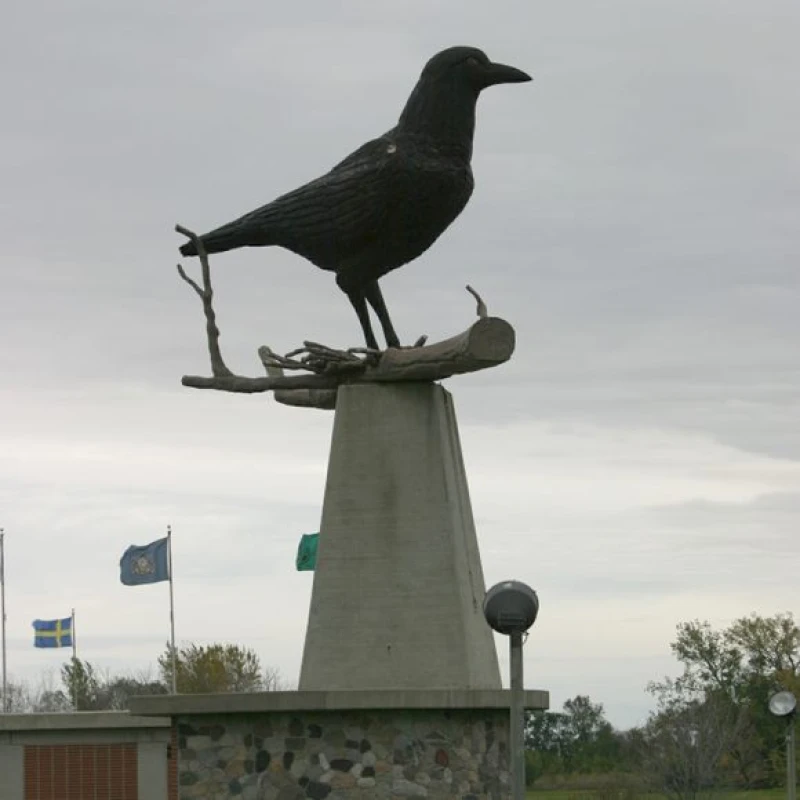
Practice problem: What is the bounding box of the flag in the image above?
[33,617,73,648]
[120,537,169,585]
[296,533,319,571]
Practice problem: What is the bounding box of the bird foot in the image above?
[259,336,429,377]
[261,342,377,375]
[385,335,428,351]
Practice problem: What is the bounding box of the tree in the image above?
[32,688,72,713]
[654,612,800,788]
[564,695,609,745]
[671,621,743,695]
[525,695,625,783]
[158,642,266,694]
[2,680,43,713]
[263,664,290,692]
[60,658,167,711]
[672,613,799,698]
[4,670,80,713]
[61,658,101,710]
[525,708,571,782]
[639,683,749,800]
[101,674,168,710]
[727,613,799,693]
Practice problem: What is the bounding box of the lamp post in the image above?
[483,580,539,800]
[768,690,797,800]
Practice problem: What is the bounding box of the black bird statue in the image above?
[179,46,531,350]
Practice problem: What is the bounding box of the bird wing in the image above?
[227,134,397,258]
[228,132,472,271]
[269,135,399,258]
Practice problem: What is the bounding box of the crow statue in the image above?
[179,46,531,350]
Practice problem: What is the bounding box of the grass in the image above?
[526,790,786,800]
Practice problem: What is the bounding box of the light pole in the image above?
[768,690,797,800]
[483,580,540,800]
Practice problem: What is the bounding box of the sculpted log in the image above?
[176,228,515,410]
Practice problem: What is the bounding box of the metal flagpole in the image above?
[1,529,7,713]
[71,608,78,710]
[167,526,177,694]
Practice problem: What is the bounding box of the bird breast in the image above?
[340,138,475,277]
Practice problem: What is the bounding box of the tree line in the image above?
[526,611,799,798]
[4,611,797,800]
[4,642,287,712]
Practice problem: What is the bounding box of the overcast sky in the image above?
[1,0,798,728]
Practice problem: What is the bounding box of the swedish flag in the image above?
[32,617,73,648]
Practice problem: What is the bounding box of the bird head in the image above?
[397,47,531,151]
[420,46,532,92]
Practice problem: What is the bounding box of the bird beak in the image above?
[483,61,532,87]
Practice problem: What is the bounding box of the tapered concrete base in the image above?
[299,382,501,690]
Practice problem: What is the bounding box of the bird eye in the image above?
[467,56,481,67]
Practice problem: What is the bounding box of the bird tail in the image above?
[179,223,250,258]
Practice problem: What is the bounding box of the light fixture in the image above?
[483,580,539,800]
[768,691,797,718]
[483,580,539,635]
[767,691,797,800]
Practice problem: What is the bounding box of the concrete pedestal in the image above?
[126,382,551,798]
[299,383,501,691]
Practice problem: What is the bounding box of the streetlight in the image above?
[768,690,797,800]
[483,580,539,800]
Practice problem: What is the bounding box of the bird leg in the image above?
[364,281,401,349]
[345,288,381,351]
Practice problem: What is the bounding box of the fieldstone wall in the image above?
[176,708,510,800]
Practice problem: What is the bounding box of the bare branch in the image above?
[466,285,488,319]
[182,373,339,392]
[175,225,233,378]
[176,264,203,298]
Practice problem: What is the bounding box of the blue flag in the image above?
[120,537,169,585]
[33,617,73,648]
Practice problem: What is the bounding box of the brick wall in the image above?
[24,743,138,800]
[168,725,178,800]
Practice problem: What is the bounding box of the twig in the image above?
[175,225,233,377]
[466,285,488,319]
[258,346,339,410]
[260,341,377,376]
[261,349,319,373]
[301,342,360,363]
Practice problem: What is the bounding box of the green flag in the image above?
[296,533,319,571]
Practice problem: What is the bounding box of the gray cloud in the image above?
[1,0,798,728]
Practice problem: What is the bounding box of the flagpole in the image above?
[71,607,78,710]
[1,529,7,713]
[167,526,177,694]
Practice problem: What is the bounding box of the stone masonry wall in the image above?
[176,709,510,800]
